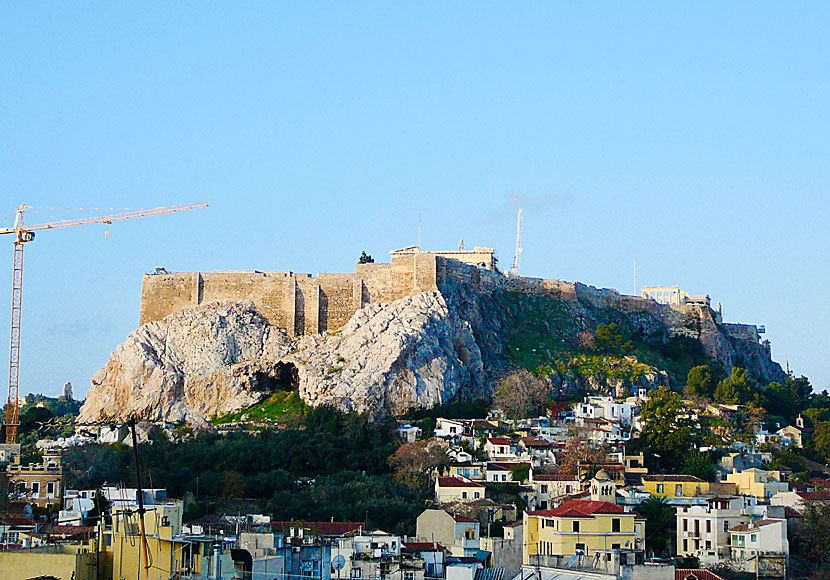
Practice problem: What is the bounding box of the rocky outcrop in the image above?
[80,292,486,424]
[290,291,484,415]
[78,301,292,427]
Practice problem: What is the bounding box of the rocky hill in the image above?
[80,271,785,425]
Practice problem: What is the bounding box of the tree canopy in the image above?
[640,387,700,471]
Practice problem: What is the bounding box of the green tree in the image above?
[640,387,700,470]
[714,367,752,405]
[594,323,634,354]
[635,496,675,556]
[686,365,715,398]
[811,421,830,463]
[682,452,717,482]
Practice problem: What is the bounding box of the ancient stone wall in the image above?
[141,251,459,337]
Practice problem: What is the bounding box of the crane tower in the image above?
[0,202,207,444]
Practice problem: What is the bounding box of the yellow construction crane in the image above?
[0,202,208,444]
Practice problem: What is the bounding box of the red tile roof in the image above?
[438,477,485,489]
[797,491,830,501]
[729,519,782,532]
[785,507,803,518]
[404,542,447,552]
[452,514,478,523]
[533,474,579,482]
[643,474,704,482]
[487,462,530,471]
[530,499,626,518]
[488,437,511,445]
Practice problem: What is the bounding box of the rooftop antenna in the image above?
[633,248,637,297]
[458,238,465,251]
[511,208,523,277]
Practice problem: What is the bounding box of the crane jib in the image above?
[2,201,207,444]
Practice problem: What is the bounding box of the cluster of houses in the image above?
[0,394,826,580]
[397,395,829,579]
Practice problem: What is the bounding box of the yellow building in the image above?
[724,468,789,500]
[110,502,235,580]
[523,499,643,560]
[0,541,98,580]
[6,452,62,507]
[642,475,709,498]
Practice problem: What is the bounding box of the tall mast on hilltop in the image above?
[0,202,207,444]
[511,208,523,277]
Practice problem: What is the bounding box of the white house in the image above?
[574,396,636,428]
[484,437,515,460]
[730,519,789,563]
[676,496,753,563]
[435,419,467,439]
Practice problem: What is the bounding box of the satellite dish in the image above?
[333,555,346,571]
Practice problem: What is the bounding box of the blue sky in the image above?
[1,3,828,398]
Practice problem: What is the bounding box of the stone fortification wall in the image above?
[141,251,446,336]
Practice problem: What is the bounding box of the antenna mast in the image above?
[511,208,523,277]
[634,248,640,296]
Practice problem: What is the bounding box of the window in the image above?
[612,519,620,533]
[462,492,467,499]
[575,543,585,554]
[474,492,480,499]
[750,534,757,542]
[573,521,580,532]
[683,539,688,552]
[724,521,730,533]
[541,485,548,493]
[612,543,620,550]
[656,484,664,493]
[683,519,688,532]
[541,519,545,529]
[47,482,55,496]
[31,482,40,495]
[706,520,711,533]
[351,570,362,579]
[566,485,572,494]
[676,484,683,496]
[501,474,507,482]
[404,572,415,580]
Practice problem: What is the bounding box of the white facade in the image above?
[573,397,635,428]
[435,419,466,438]
[676,496,753,563]
[730,519,788,562]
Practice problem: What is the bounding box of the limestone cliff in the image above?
[80,292,485,424]
[78,301,292,427]
[80,268,786,425]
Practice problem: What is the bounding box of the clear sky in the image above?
[1,3,828,399]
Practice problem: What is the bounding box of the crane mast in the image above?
[2,202,207,443]
[511,208,523,277]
